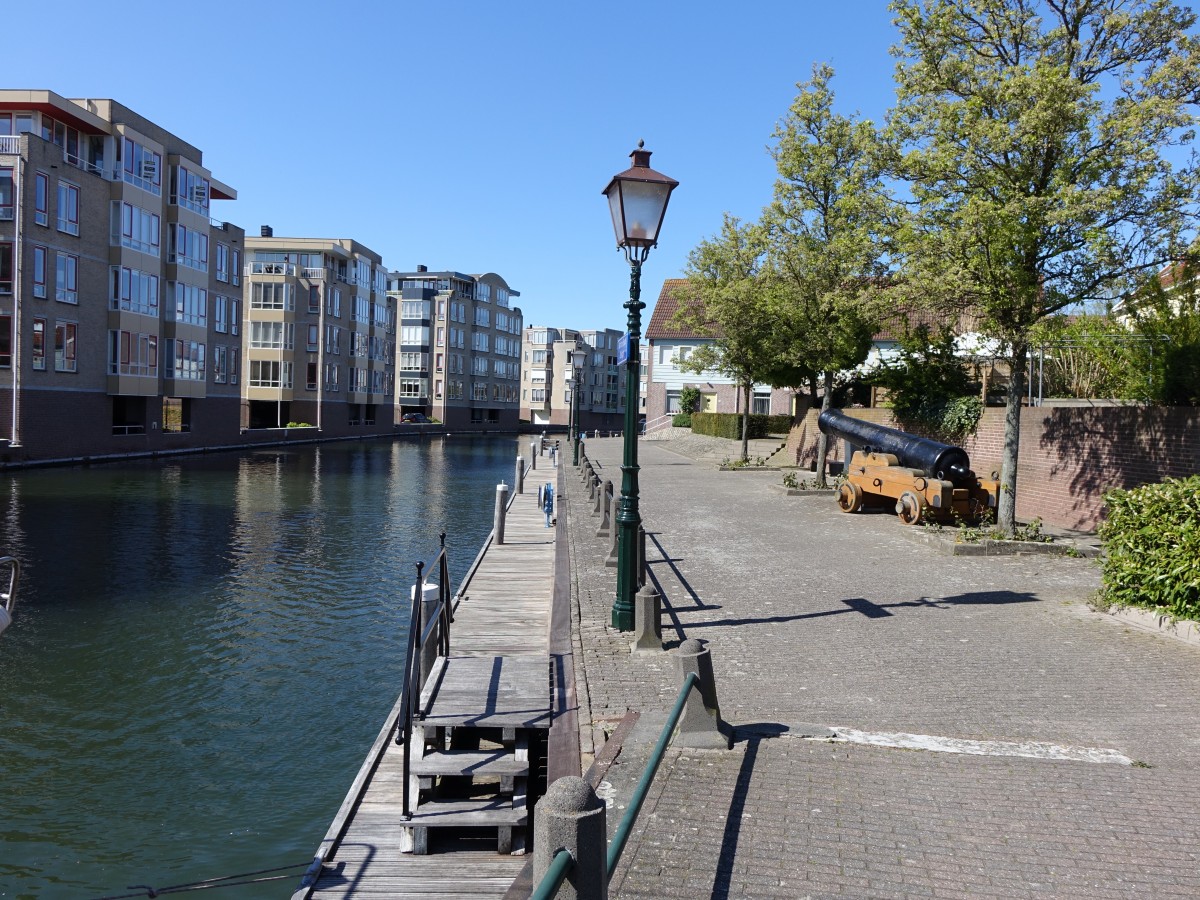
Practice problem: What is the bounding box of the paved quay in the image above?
[561,433,1200,899]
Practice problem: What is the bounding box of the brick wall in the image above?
[787,405,1200,532]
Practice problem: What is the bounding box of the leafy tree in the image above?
[677,215,787,462]
[1126,263,1200,405]
[889,0,1200,532]
[766,63,890,486]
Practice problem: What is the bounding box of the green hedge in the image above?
[690,412,793,439]
[1099,475,1200,620]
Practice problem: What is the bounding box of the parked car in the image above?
[401,413,431,424]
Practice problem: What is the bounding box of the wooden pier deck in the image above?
[294,466,559,900]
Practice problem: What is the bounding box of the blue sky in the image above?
[11,0,904,328]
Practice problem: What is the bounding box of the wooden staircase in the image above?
[401,655,550,856]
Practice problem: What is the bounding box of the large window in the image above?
[0,243,11,294]
[168,224,208,271]
[109,266,159,315]
[122,138,162,195]
[399,352,425,371]
[0,167,12,220]
[112,201,160,255]
[250,282,292,310]
[56,253,78,304]
[34,172,48,226]
[168,282,207,326]
[0,315,10,367]
[215,242,229,283]
[170,164,208,213]
[354,295,370,324]
[212,345,228,383]
[231,248,241,286]
[55,322,78,372]
[109,330,158,376]
[33,246,47,298]
[213,295,228,333]
[249,321,295,350]
[167,339,205,381]
[57,182,80,235]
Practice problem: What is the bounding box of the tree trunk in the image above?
[997,341,1027,535]
[740,381,751,462]
[808,374,820,410]
[814,370,834,488]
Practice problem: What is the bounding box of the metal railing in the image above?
[641,413,674,435]
[394,532,454,818]
[532,671,702,897]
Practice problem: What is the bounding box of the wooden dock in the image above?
[293,466,560,899]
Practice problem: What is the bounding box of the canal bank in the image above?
[563,434,1200,898]
[0,435,522,898]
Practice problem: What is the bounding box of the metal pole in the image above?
[572,367,581,466]
[613,260,643,631]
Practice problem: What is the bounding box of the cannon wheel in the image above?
[836,482,864,513]
[896,491,923,525]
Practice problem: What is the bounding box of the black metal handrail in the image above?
[395,532,454,818]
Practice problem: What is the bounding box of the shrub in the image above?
[691,412,792,439]
[286,422,314,428]
[1099,475,1200,620]
[679,387,702,414]
[672,412,693,427]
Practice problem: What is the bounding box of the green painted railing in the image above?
[530,848,575,900]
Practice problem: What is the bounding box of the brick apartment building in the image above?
[387,267,523,428]
[520,326,632,433]
[243,232,395,434]
[0,90,244,463]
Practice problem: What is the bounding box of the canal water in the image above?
[0,435,522,899]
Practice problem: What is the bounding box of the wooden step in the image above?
[411,749,529,778]
[419,655,550,730]
[408,797,527,828]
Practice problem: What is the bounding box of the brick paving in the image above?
[562,435,1200,899]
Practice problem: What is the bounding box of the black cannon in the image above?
[817,409,998,525]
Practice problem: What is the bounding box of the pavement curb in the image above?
[1104,605,1200,649]
[899,526,1099,557]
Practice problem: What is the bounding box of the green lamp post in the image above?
[602,141,678,631]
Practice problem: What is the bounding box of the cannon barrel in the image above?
[818,409,976,487]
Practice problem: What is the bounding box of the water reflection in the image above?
[0,435,519,897]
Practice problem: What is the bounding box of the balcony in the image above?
[247,262,296,276]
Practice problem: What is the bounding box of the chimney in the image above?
[261,225,273,238]
[416,264,428,273]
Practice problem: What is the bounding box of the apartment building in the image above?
[243,232,394,434]
[520,326,630,432]
[387,266,523,428]
[0,91,244,463]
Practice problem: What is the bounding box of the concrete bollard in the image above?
[515,456,525,495]
[595,484,612,538]
[530,439,537,471]
[594,479,610,517]
[630,583,662,654]
[494,482,509,545]
[605,488,619,567]
[415,581,441,686]
[588,472,599,501]
[673,639,733,749]
[533,776,607,900]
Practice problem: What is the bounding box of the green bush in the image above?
[691,412,792,439]
[1099,475,1200,620]
[672,413,693,427]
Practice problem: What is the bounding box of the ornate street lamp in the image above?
[602,141,678,631]
[571,365,583,466]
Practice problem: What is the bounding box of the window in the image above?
[475,307,490,327]
[0,167,12,220]
[229,298,239,336]
[354,295,370,324]
[249,321,294,349]
[166,339,205,381]
[229,347,239,384]
[324,363,339,391]
[168,224,208,271]
[401,325,429,345]
[752,391,771,415]
[0,315,10,366]
[170,164,208,213]
[231,249,241,286]
[57,182,80,235]
[308,285,320,313]
[123,138,163,195]
[306,361,318,391]
[108,330,158,376]
[112,201,160,255]
[325,324,341,353]
[55,322,77,372]
[251,282,292,310]
[215,243,229,282]
[56,253,78,303]
[213,294,228,333]
[212,345,227,383]
[33,246,47,298]
[34,172,49,226]
[0,243,11,293]
[398,378,426,398]
[168,282,207,325]
[113,267,162,316]
[32,318,46,370]
[326,288,341,317]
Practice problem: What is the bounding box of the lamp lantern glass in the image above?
[602,141,679,260]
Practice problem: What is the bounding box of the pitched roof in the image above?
[645,279,718,340]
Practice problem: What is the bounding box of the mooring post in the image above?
[673,639,733,749]
[630,583,662,654]
[416,580,441,687]
[595,483,612,538]
[605,486,619,567]
[494,482,509,546]
[515,456,525,495]
[533,777,607,900]
[530,439,538,471]
[594,478,610,517]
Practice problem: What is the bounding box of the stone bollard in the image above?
[595,484,612,538]
[588,472,599,502]
[494,482,509,546]
[605,488,619,567]
[515,456,525,495]
[630,583,662,654]
[673,639,733,749]
[594,479,610,516]
[530,439,538,471]
[533,776,607,900]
